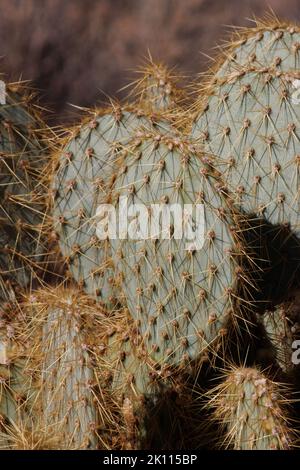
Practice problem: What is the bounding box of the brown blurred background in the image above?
[1,0,300,122]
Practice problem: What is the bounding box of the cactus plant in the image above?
[0,80,48,301]
[1,28,300,451]
[207,366,294,449]
[98,311,158,449]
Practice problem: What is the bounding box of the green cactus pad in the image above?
[52,108,152,306]
[110,129,256,368]
[192,69,300,237]
[208,366,294,449]
[103,327,154,399]
[25,288,105,449]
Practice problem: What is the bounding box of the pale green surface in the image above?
[193,71,300,236]
[111,133,240,367]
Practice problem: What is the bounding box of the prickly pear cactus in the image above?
[52,107,152,306]
[1,40,299,451]
[101,316,154,400]
[110,128,256,368]
[208,366,294,449]
[24,287,110,449]
[0,80,47,297]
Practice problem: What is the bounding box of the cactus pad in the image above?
[52,108,152,306]
[110,129,256,368]
[193,69,300,238]
[98,311,158,449]
[24,287,110,449]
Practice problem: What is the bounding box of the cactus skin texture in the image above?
[192,24,300,240]
[52,108,153,307]
[208,366,294,450]
[0,81,47,298]
[24,287,110,449]
[110,127,256,369]
[260,288,300,374]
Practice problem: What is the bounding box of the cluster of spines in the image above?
[128,54,186,115]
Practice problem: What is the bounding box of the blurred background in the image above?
[1,0,300,122]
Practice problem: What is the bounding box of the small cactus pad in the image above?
[52,108,152,306]
[192,69,300,237]
[0,81,47,295]
[132,58,184,113]
[24,287,109,449]
[110,129,255,368]
[208,366,294,449]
